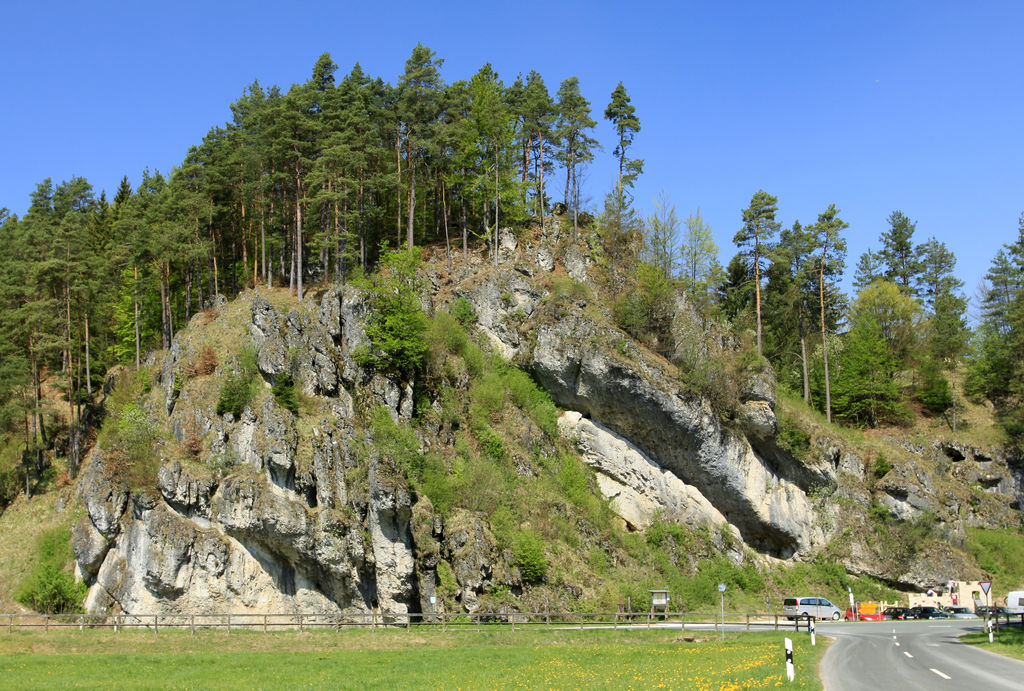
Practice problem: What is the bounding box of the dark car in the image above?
[978,606,1012,616]
[883,607,917,620]
[914,606,950,619]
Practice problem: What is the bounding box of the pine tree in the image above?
[397,44,444,250]
[916,237,962,312]
[521,71,556,231]
[734,190,780,356]
[766,220,816,403]
[853,248,882,291]
[878,211,920,295]
[554,77,598,238]
[604,82,643,198]
[810,204,848,423]
[833,314,901,427]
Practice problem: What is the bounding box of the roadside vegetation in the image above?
[960,626,1024,662]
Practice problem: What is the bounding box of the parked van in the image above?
[784,597,843,620]
[1007,591,1024,613]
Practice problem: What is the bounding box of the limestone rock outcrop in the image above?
[529,306,830,558]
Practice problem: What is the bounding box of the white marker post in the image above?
[785,637,795,682]
[809,617,816,646]
[718,583,727,641]
[988,617,994,644]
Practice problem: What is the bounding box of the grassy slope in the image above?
[0,491,74,611]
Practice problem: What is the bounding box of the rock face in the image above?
[558,411,737,537]
[529,306,830,558]
[71,236,1023,616]
[74,289,488,619]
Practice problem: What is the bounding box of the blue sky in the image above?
[2,1,1021,308]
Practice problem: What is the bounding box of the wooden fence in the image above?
[4,610,1019,634]
[0,610,817,634]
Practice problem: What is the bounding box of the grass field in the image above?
[961,625,1024,662]
[0,628,825,689]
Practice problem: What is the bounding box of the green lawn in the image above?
[0,628,825,689]
[961,625,1024,662]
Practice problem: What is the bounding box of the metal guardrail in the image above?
[0,611,818,634]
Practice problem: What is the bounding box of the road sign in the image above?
[980,581,993,595]
[718,583,727,593]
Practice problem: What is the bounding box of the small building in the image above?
[907,580,989,610]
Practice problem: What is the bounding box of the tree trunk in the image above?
[538,136,546,233]
[23,415,31,499]
[159,264,169,350]
[294,157,304,301]
[260,192,267,284]
[798,312,810,405]
[951,372,958,433]
[406,152,416,250]
[396,128,403,246]
[754,239,763,356]
[167,262,174,343]
[494,150,500,268]
[819,257,832,424]
[441,178,451,274]
[84,309,92,397]
[460,196,468,259]
[133,264,141,369]
[30,336,46,447]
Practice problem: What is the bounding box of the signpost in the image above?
[980,580,993,609]
[719,584,726,641]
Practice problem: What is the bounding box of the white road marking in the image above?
[904,651,913,658]
[894,641,900,646]
[930,668,951,680]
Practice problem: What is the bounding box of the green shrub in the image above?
[513,530,548,585]
[475,426,505,462]
[272,374,299,414]
[15,527,87,614]
[776,415,811,458]
[450,297,477,327]
[216,373,254,418]
[917,360,952,414]
[354,248,428,378]
[872,456,892,479]
[99,401,159,489]
[468,373,505,428]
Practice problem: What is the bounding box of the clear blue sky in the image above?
[2,1,1022,309]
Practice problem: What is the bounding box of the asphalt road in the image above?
[817,619,1024,690]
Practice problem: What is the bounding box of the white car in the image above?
[783,596,843,620]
